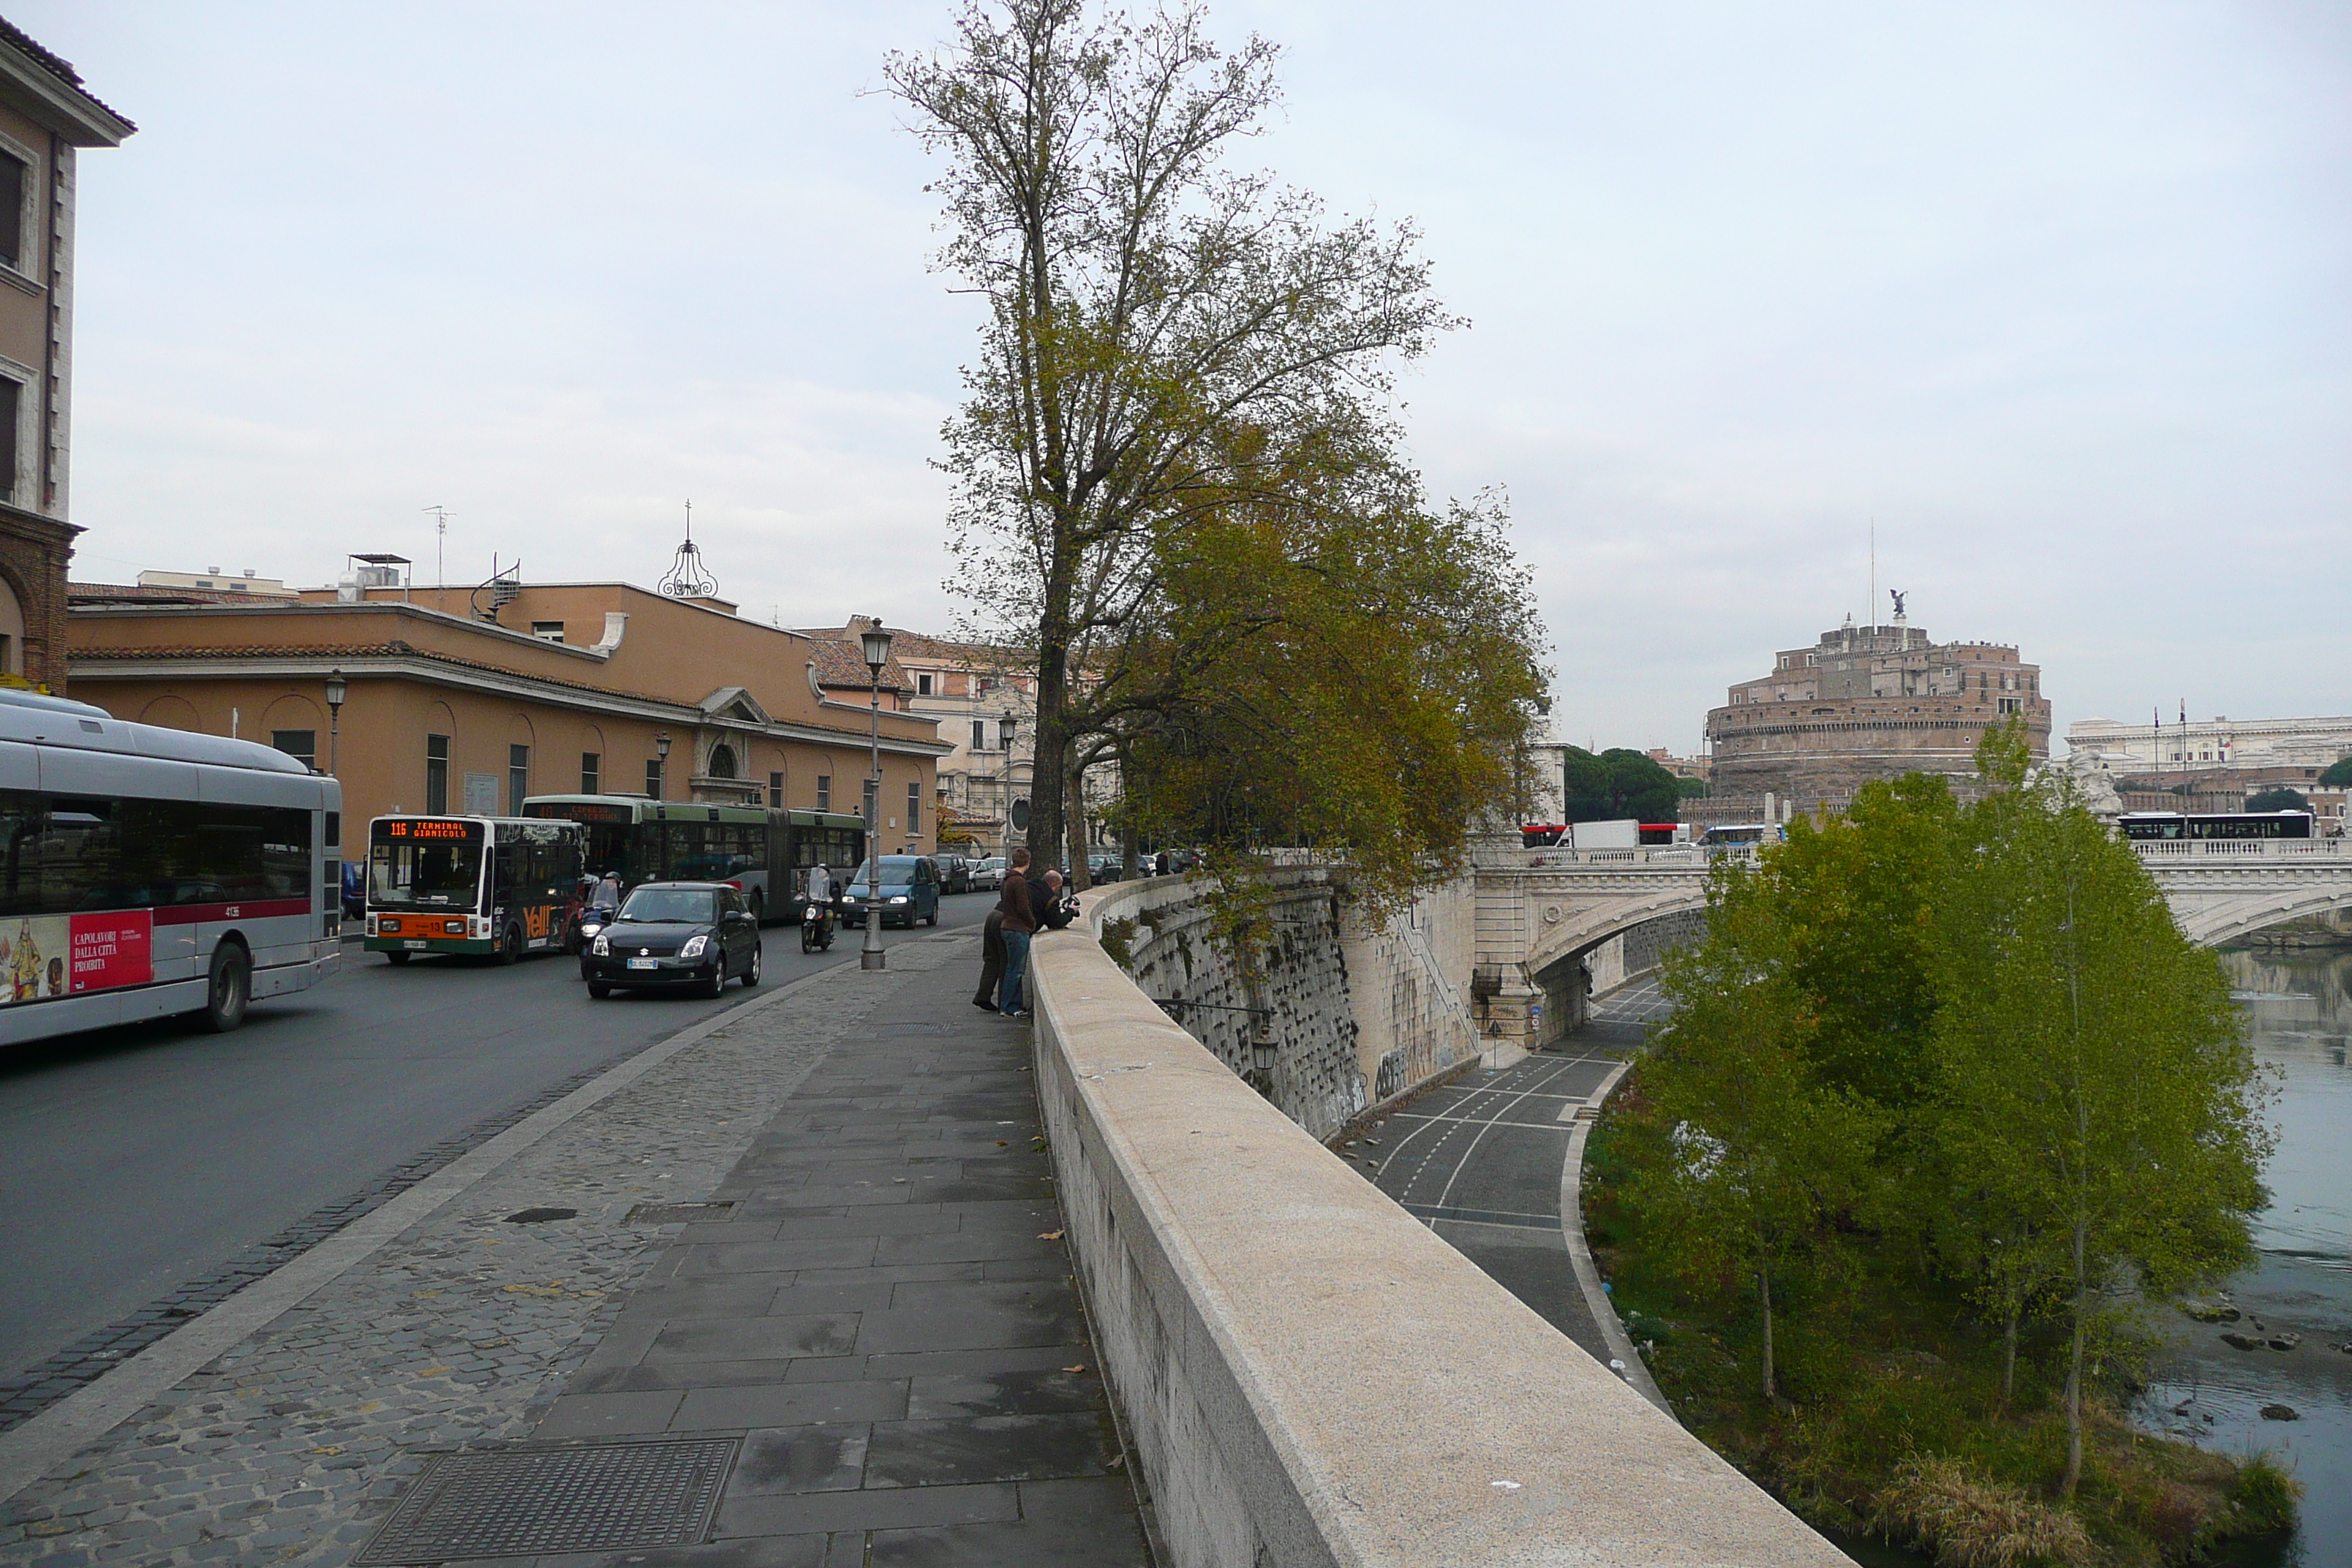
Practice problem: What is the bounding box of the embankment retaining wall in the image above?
[1028,874,1845,1567]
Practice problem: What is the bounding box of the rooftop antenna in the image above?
[423,505,451,603]
[1869,519,1876,634]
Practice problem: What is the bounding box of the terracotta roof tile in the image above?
[0,17,136,132]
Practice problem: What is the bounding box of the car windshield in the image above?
[853,858,922,885]
[618,888,719,924]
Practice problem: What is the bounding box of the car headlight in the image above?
[592,933,610,956]
[679,935,709,960]
[888,894,910,904]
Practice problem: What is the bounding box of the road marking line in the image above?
[0,952,906,1507]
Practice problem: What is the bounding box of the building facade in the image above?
[0,22,131,690]
[1705,615,2051,813]
[67,581,951,850]
[799,622,1041,859]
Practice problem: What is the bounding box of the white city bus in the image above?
[0,689,342,1045]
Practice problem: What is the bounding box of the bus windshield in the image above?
[369,822,485,910]
[619,887,720,924]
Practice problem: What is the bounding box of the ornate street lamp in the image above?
[998,714,1018,858]
[323,669,347,777]
[655,732,671,801]
[859,617,893,971]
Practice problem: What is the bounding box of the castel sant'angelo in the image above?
[1705,600,2051,814]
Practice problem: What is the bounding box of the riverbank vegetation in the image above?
[1585,721,2296,1563]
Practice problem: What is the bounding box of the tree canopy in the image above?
[1623,717,2269,1503]
[2246,786,2310,813]
[888,0,1546,900]
[1561,747,1681,823]
[2320,756,2352,788]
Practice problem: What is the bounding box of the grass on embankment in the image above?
[1583,1099,2299,1567]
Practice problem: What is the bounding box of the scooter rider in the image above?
[804,864,834,939]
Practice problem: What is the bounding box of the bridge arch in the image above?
[2171,882,2352,949]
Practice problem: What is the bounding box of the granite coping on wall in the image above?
[1030,878,1851,1567]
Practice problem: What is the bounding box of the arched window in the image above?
[708,743,737,780]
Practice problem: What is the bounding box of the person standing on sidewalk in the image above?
[996,847,1036,1015]
[973,905,1006,1012]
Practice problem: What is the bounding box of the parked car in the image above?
[842,855,942,929]
[580,881,763,999]
[969,856,1006,892]
[935,853,972,894]
[1086,853,1125,884]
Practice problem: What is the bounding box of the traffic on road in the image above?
[0,883,1001,1402]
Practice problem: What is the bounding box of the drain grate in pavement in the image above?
[625,1199,736,1224]
[355,1437,737,1563]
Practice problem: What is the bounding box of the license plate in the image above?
[403,940,427,950]
[627,957,659,970]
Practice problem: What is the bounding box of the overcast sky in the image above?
[18,1,2349,754]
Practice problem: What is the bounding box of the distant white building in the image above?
[2066,715,2352,773]
[136,568,298,599]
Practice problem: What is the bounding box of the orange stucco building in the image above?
[66,581,951,852]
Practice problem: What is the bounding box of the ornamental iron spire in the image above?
[659,499,720,599]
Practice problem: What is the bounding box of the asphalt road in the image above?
[1344,976,1668,1365]
[0,889,1001,1388]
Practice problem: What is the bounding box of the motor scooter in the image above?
[801,895,834,953]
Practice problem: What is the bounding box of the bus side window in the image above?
[492,845,521,899]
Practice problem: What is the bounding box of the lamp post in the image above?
[998,714,1018,860]
[859,617,893,970]
[323,669,347,777]
[655,732,671,801]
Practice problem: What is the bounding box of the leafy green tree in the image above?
[2321,756,2352,788]
[1765,774,1960,1112]
[1929,731,2269,1497]
[2247,786,2310,813]
[888,0,1476,872]
[1561,747,1681,823]
[1675,774,1710,800]
[1642,861,1887,1398]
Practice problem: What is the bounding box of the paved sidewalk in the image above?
[0,933,1146,1567]
[530,950,1150,1566]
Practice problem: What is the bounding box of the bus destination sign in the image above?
[386,819,475,840]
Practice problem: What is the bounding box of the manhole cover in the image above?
[502,1207,578,1224]
[625,1201,736,1224]
[355,1437,738,1563]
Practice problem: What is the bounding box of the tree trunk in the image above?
[1065,768,1090,890]
[2060,1224,2088,1497]
[1999,1297,2020,1418]
[1759,1265,1776,1403]
[1029,584,1074,875]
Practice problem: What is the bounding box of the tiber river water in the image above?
[2137,945,2352,1568]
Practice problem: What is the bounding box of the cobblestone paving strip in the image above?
[0,937,976,1567]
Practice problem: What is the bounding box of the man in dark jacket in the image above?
[995,848,1036,1014]
[973,907,1006,1012]
[1028,867,1078,934]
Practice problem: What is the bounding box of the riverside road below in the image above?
[0,892,998,1416]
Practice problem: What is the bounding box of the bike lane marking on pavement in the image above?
[0,947,895,1507]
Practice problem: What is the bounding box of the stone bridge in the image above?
[1472,835,2352,1048]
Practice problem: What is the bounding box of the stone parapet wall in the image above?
[1102,870,1481,1139]
[1028,879,1850,1567]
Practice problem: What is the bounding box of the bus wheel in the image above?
[500,924,523,965]
[203,942,252,1033]
[385,951,412,965]
[748,890,764,925]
